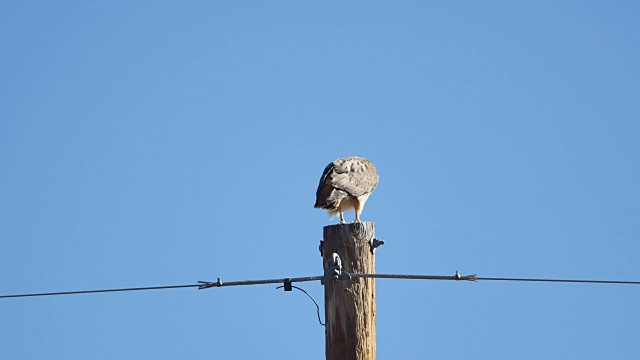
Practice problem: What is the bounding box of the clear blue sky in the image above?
[2,1,639,359]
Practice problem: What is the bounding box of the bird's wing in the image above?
[331,157,379,197]
[315,162,342,208]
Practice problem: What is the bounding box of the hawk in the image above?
[314,156,379,223]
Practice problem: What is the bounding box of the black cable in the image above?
[351,273,640,285]
[276,285,325,326]
[0,284,200,299]
[2,273,639,300]
[476,277,640,285]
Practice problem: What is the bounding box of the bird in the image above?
[314,156,379,223]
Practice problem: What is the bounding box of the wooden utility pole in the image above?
[321,222,376,360]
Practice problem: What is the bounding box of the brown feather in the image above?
[314,157,378,217]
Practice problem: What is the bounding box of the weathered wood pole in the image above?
[322,222,376,360]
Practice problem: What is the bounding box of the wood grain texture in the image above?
[322,222,376,360]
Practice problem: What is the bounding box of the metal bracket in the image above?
[369,238,385,254]
[283,277,292,291]
[319,240,324,257]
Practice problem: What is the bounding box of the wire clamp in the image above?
[197,277,223,290]
[453,271,478,282]
[322,253,351,284]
